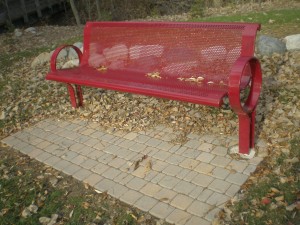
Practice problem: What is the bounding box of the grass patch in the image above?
[231,137,300,225]
[192,8,300,37]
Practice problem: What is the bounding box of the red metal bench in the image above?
[46,21,262,155]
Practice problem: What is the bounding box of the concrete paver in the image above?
[1,118,265,225]
[149,202,175,220]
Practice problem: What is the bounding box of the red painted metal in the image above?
[46,21,262,154]
[228,56,262,154]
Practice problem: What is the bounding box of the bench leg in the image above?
[250,110,256,149]
[66,84,84,108]
[76,85,83,107]
[67,84,77,108]
[238,110,256,154]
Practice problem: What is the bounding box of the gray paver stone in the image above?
[226,173,249,185]
[61,151,79,161]
[158,175,180,189]
[173,180,196,196]
[186,216,211,225]
[152,151,172,161]
[196,152,215,163]
[192,173,214,187]
[43,155,61,167]
[206,192,230,206]
[198,143,214,152]
[94,178,116,192]
[135,196,158,212]
[27,148,43,158]
[114,173,134,185]
[145,138,162,147]
[119,190,143,205]
[211,146,228,156]
[80,158,99,170]
[208,179,231,194]
[91,162,109,174]
[197,189,213,202]
[212,166,230,179]
[179,158,199,170]
[123,132,138,140]
[63,164,82,176]
[165,154,184,165]
[154,188,177,203]
[243,164,258,175]
[205,207,221,222]
[35,151,52,163]
[194,162,215,174]
[182,148,201,159]
[84,173,103,186]
[166,209,192,225]
[170,194,194,210]
[226,184,241,197]
[73,168,93,181]
[163,164,183,177]
[87,150,105,160]
[72,155,88,165]
[187,200,213,217]
[53,159,72,171]
[108,183,129,198]
[227,159,248,173]
[149,202,175,220]
[210,155,232,168]
[102,167,121,180]
[140,183,162,197]
[126,177,147,191]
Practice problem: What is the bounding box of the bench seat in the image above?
[47,66,228,107]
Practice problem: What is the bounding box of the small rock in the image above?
[14,29,22,37]
[0,111,5,120]
[286,202,297,211]
[21,208,32,218]
[284,34,300,51]
[25,27,36,34]
[39,217,51,225]
[49,177,58,187]
[257,35,286,56]
[48,214,59,225]
[28,204,38,213]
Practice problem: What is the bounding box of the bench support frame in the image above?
[47,23,262,155]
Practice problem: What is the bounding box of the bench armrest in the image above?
[50,45,83,72]
[229,56,262,115]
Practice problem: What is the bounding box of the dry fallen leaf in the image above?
[97,65,108,72]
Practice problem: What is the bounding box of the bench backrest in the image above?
[81,22,260,91]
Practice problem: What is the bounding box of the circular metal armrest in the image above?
[50,45,83,72]
[228,56,262,115]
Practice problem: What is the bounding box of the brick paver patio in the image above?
[1,118,263,225]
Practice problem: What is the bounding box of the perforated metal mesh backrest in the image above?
[82,22,258,92]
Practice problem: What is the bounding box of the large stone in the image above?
[257,35,286,56]
[50,48,68,61]
[284,34,300,51]
[68,42,83,59]
[62,59,79,69]
[31,52,51,68]
[290,51,300,69]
